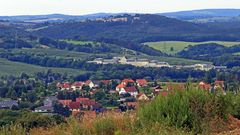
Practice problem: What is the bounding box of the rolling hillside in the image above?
[0,58,86,76]
[32,14,240,42]
[145,41,240,55]
[160,9,240,20]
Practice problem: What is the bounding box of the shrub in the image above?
[137,89,235,134]
[93,116,117,135]
[0,124,26,135]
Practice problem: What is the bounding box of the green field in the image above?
[0,58,86,77]
[12,48,117,60]
[145,41,240,55]
[61,40,100,46]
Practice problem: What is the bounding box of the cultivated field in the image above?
[145,41,240,55]
[0,58,86,76]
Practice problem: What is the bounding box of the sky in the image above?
[0,0,240,16]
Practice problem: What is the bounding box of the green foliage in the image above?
[137,89,236,134]
[0,110,63,129]
[0,124,26,135]
[93,116,117,135]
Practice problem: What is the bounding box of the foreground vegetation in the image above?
[145,41,240,55]
[2,88,240,135]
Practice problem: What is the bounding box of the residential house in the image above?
[71,82,84,91]
[100,80,111,86]
[81,100,101,111]
[76,97,90,103]
[121,79,135,85]
[0,100,18,109]
[57,82,71,90]
[85,80,99,89]
[119,86,138,97]
[69,102,81,111]
[214,80,226,94]
[137,93,149,101]
[59,100,72,107]
[198,81,212,91]
[136,79,148,87]
[116,83,125,92]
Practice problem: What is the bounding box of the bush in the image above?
[137,89,235,134]
[93,116,117,135]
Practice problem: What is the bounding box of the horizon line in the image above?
[0,8,239,17]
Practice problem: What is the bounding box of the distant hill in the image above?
[160,9,240,21]
[33,14,205,41]
[32,14,240,42]
[0,13,125,23]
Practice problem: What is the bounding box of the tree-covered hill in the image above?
[32,14,240,42]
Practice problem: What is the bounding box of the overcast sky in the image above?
[0,0,240,16]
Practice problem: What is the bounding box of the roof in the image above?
[122,79,135,84]
[57,82,71,89]
[126,102,138,107]
[215,80,224,87]
[0,100,18,108]
[76,98,90,103]
[85,80,93,85]
[100,80,111,85]
[136,79,148,86]
[116,83,125,88]
[69,102,80,110]
[125,86,138,93]
[81,100,100,108]
[199,81,211,90]
[72,82,84,87]
[59,100,72,106]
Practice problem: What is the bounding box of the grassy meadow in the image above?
[61,39,100,46]
[145,41,240,55]
[0,58,86,76]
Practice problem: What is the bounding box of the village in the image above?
[88,56,227,71]
[19,78,225,119]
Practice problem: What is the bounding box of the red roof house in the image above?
[199,81,211,91]
[69,102,81,111]
[85,80,95,88]
[122,79,135,85]
[136,79,148,87]
[116,83,125,91]
[71,82,84,90]
[57,82,71,90]
[59,100,72,107]
[100,80,111,85]
[119,86,138,97]
[76,98,90,103]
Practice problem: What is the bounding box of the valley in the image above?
[1,9,240,135]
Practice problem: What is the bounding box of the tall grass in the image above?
[2,89,240,135]
[137,89,235,134]
[0,124,26,135]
